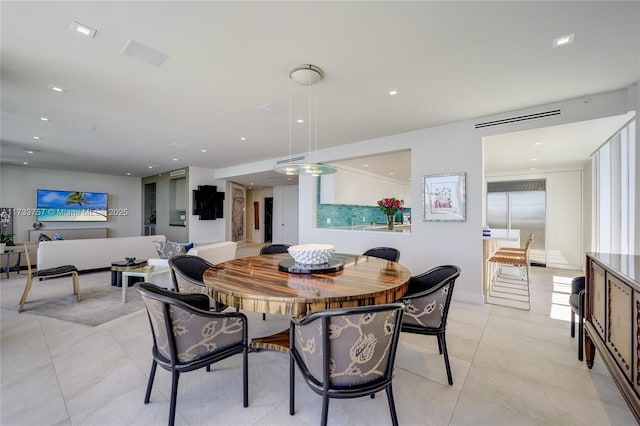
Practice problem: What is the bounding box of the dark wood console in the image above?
[585,252,640,422]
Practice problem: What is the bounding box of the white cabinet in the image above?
[320,169,411,206]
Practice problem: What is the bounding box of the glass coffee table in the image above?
[120,266,171,303]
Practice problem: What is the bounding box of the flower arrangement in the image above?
[377,197,404,230]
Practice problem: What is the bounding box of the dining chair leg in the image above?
[320,394,330,426]
[169,370,180,426]
[439,334,453,385]
[570,311,576,338]
[386,383,399,426]
[144,360,157,404]
[437,335,443,354]
[262,313,266,321]
[18,276,34,313]
[289,355,295,415]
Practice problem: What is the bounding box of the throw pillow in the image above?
[153,240,167,258]
[38,233,52,243]
[54,233,64,240]
[164,241,194,258]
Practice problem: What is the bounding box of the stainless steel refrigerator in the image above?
[486,180,546,266]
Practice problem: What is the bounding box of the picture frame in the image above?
[423,172,466,222]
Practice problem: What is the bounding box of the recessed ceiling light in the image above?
[531,158,538,161]
[70,21,97,38]
[26,150,34,154]
[240,137,247,141]
[32,136,42,140]
[201,149,207,153]
[389,172,395,175]
[126,172,131,176]
[296,119,304,123]
[534,142,543,146]
[23,162,29,165]
[530,168,536,170]
[552,33,575,48]
[363,164,369,167]
[148,166,153,169]
[173,158,178,161]
[48,84,66,93]
[388,90,398,96]
[250,182,254,186]
[288,178,292,181]
[39,116,51,122]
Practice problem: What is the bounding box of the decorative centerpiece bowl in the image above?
[288,244,335,265]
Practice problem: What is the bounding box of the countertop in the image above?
[482,229,520,241]
[587,252,640,287]
[325,224,411,233]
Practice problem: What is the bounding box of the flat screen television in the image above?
[36,189,108,222]
[193,185,224,220]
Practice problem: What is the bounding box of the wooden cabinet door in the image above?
[607,275,633,381]
[591,262,606,339]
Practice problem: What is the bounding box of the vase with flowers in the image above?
[377,197,404,231]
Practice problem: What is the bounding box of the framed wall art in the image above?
[423,172,466,222]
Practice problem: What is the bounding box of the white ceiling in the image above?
[1,2,638,187]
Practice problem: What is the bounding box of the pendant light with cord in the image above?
[273,64,337,176]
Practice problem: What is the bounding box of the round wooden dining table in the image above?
[203,252,411,352]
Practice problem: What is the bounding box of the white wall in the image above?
[546,171,583,269]
[188,166,228,244]
[0,165,141,240]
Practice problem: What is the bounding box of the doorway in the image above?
[264,197,273,242]
[486,180,546,266]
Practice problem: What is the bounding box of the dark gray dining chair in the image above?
[136,283,248,426]
[570,276,586,361]
[363,247,400,262]
[259,244,291,255]
[257,244,291,320]
[289,303,405,426]
[400,265,461,385]
[168,255,228,312]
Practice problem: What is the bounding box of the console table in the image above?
[585,252,640,422]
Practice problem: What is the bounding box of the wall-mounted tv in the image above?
[36,189,108,222]
[193,185,224,220]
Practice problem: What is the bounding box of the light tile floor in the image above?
[1,247,637,425]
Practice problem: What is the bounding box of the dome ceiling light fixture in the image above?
[274,64,337,177]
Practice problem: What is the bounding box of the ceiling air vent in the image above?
[170,169,186,177]
[276,155,305,164]
[474,109,561,129]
